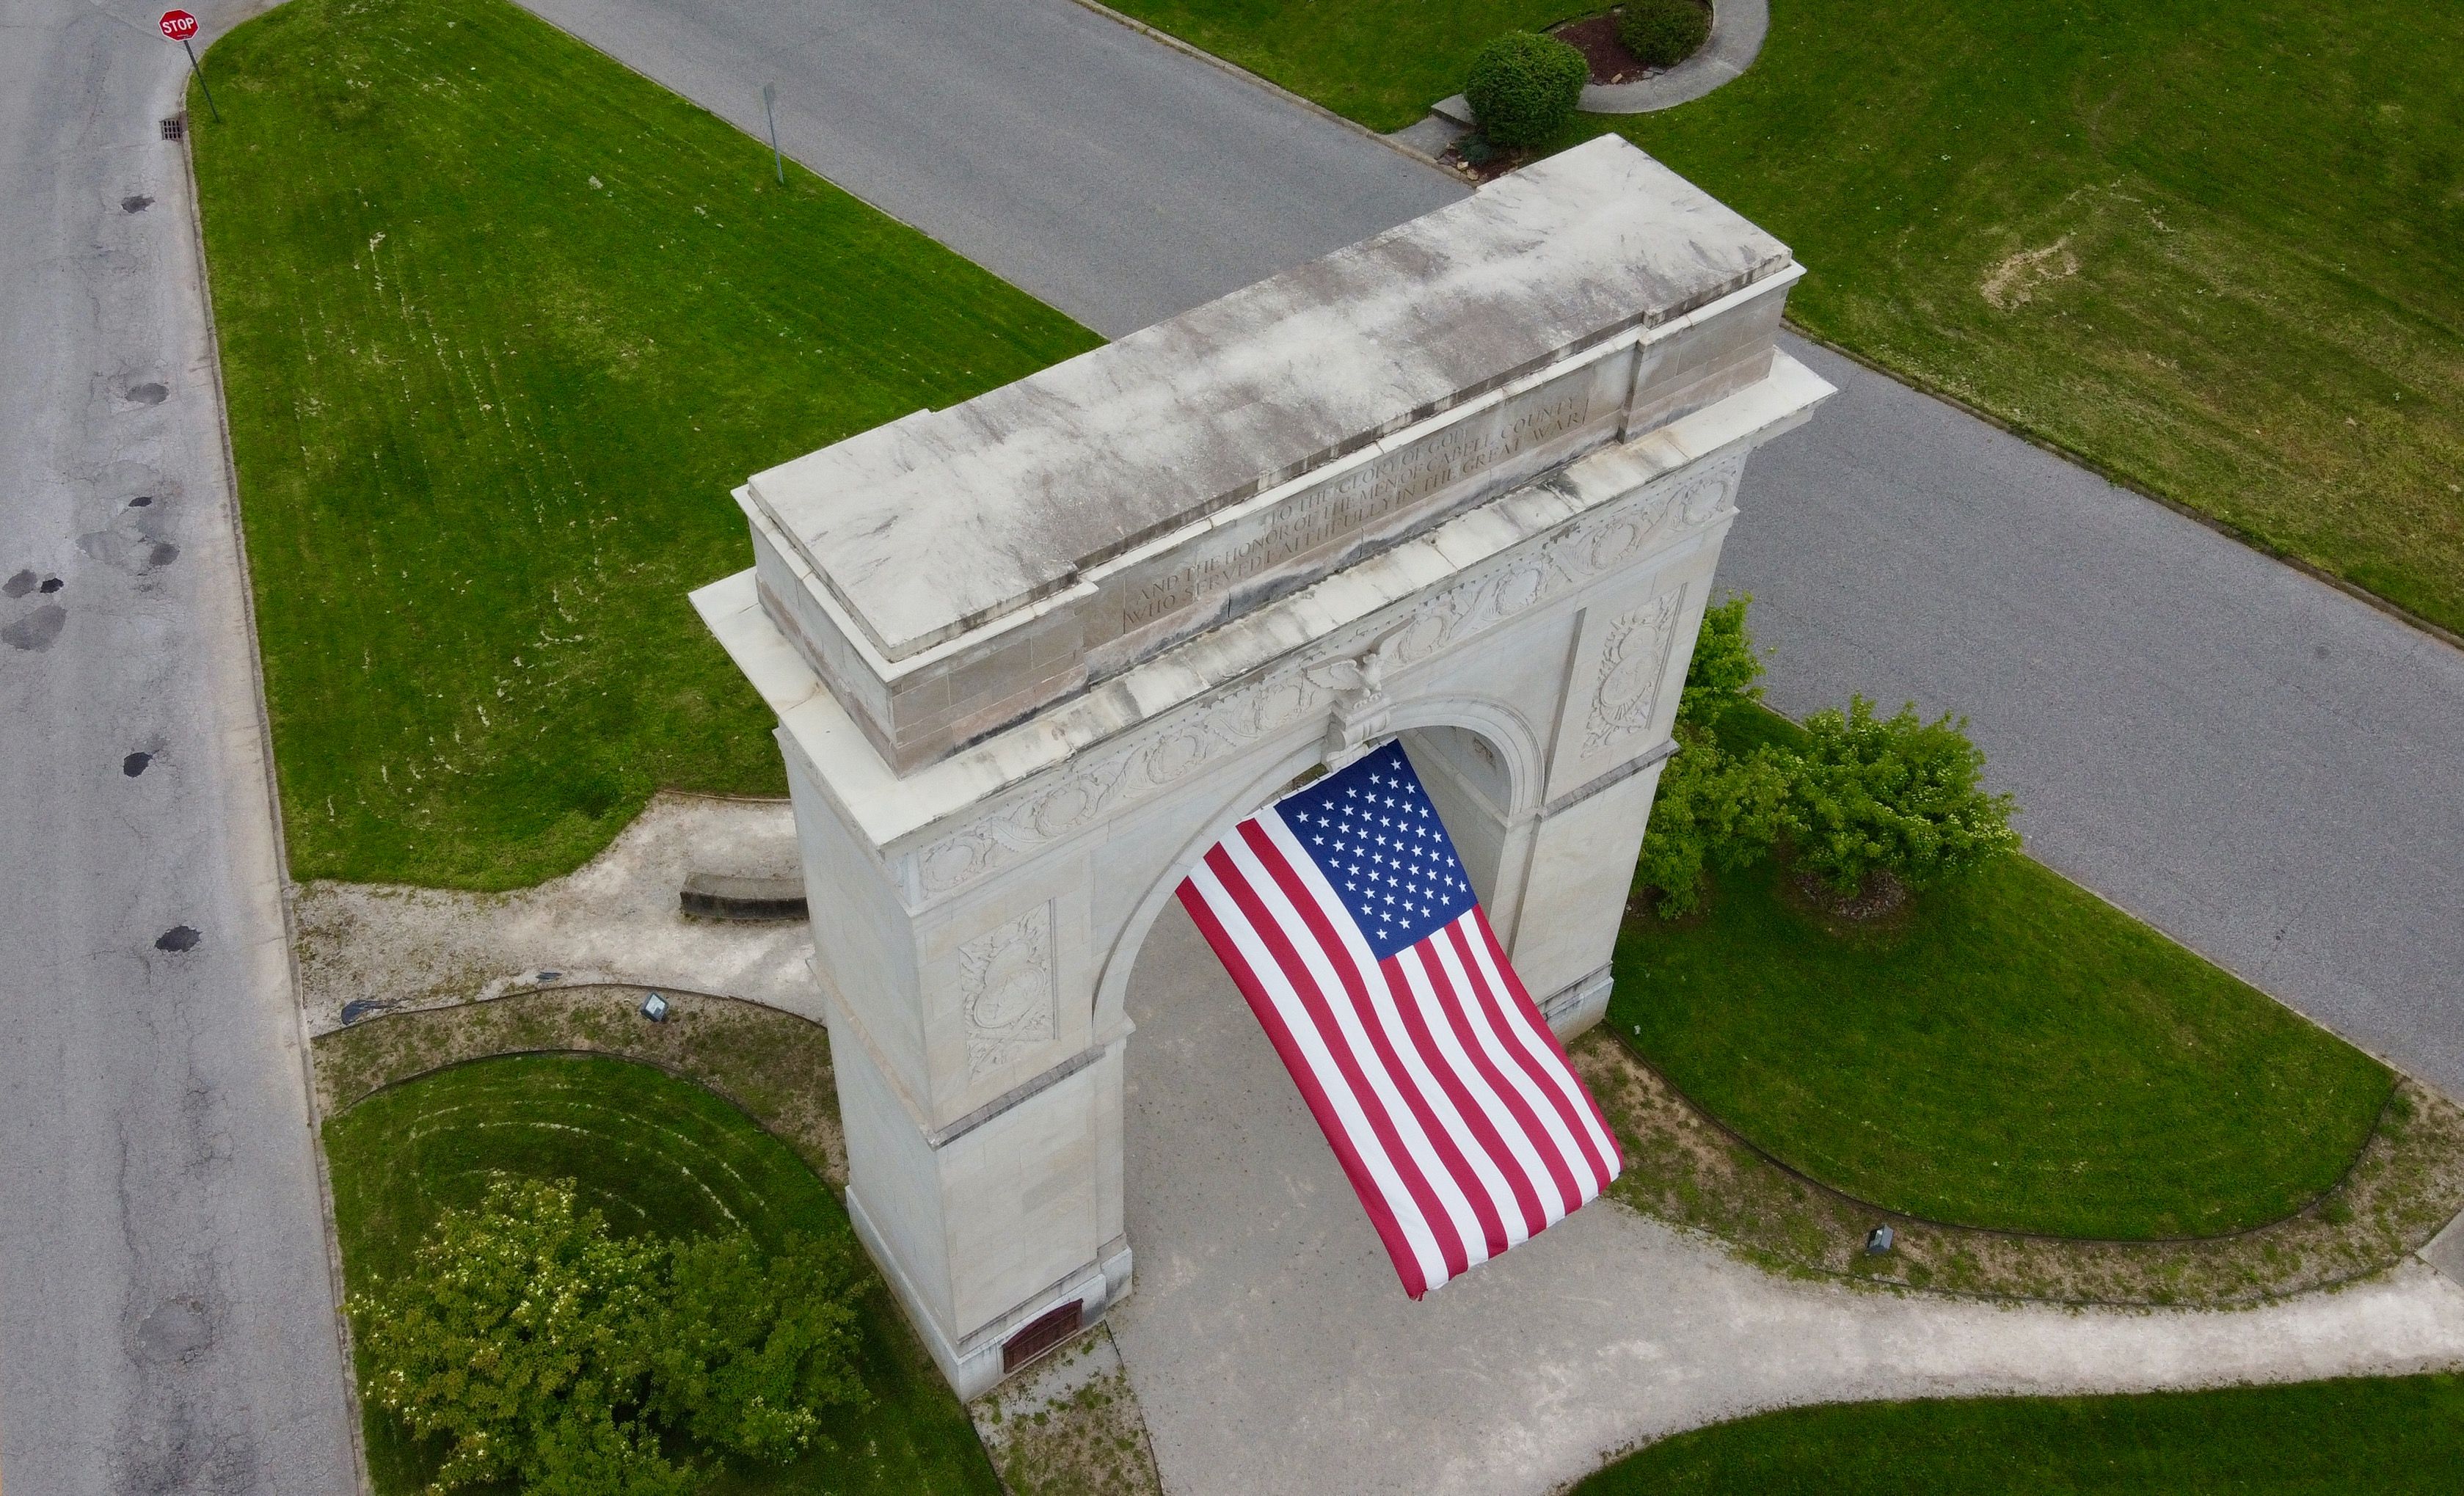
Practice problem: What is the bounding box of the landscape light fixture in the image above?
[640,991,671,1023]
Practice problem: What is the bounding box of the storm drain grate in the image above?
[160,115,185,141]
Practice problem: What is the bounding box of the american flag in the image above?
[1175,740,1623,1298]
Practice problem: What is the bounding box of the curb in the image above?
[176,65,377,1496]
[1578,0,1770,115]
[1057,0,1468,172]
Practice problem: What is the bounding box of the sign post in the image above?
[762,83,784,186]
[158,10,220,123]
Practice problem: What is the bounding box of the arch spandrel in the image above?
[693,136,1831,1398]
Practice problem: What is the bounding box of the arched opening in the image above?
[1102,718,1553,1377]
[1090,713,1534,1044]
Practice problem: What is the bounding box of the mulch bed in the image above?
[1553,12,1652,84]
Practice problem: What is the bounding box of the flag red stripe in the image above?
[1412,928,1587,1216]
[1384,938,1559,1238]
[1377,957,1548,1244]
[1246,819,1515,1261]
[1221,825,1473,1281]
[1463,912,1622,1187]
[1175,875,1432,1297]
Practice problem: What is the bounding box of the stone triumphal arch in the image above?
[696,136,1830,1396]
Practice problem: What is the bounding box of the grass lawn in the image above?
[323,1052,1001,1495]
[1610,707,2391,1239]
[1119,0,2464,638]
[1572,1376,2464,1494]
[192,0,1099,889]
[1104,1,1586,131]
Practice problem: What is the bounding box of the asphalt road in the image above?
[0,1,360,1491]
[1733,339,2464,1096]
[512,0,1463,337]
[517,0,2464,1095]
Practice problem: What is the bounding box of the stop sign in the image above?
[158,10,198,40]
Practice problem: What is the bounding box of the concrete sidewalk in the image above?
[294,792,814,1035]
[1112,902,2464,1495]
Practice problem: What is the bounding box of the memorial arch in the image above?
[696,136,1830,1397]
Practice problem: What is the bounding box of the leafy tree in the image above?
[1786,696,2020,895]
[351,1177,867,1496]
[649,1231,867,1463]
[1674,593,1765,731]
[1465,32,1587,147]
[1640,594,1789,913]
[1638,723,1793,916]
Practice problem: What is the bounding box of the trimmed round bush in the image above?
[1619,0,1712,69]
[1464,32,1587,148]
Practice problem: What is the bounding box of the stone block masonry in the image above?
[698,136,1829,1396]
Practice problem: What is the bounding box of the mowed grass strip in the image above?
[192,0,1100,889]
[1103,0,1587,132]
[324,1053,1002,1495]
[1586,0,2464,633]
[1571,1376,2464,1495]
[1115,0,2464,635]
[1611,714,2391,1240]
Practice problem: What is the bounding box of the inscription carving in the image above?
[958,904,1057,1078]
[1120,384,1593,630]
[1581,590,1686,756]
[911,451,1743,900]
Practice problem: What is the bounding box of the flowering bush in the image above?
[351,1177,864,1495]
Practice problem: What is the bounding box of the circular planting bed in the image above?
[324,1049,1000,1495]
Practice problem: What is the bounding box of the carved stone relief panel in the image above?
[958,903,1057,1079]
[1580,591,1688,758]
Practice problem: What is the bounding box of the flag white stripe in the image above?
[1175,745,1623,1297]
[1257,812,1528,1258]
[1423,926,1588,1219]
[1388,941,1556,1243]
[1183,855,1454,1291]
[1458,921,1622,1182]
[1223,822,1490,1269]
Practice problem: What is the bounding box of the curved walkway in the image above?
[1113,900,2464,1496]
[1581,0,1770,114]
[294,792,814,1035]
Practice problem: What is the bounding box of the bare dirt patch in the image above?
[1980,236,2080,309]
[1572,1027,2464,1306]
[311,984,846,1184]
[971,1328,1163,1496]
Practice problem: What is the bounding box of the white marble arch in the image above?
[695,138,1831,1398]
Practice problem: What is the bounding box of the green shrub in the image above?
[1640,594,1787,913]
[1618,0,1711,69]
[1787,696,2021,895]
[1639,723,1795,916]
[1465,32,1588,147]
[351,1178,865,1495]
[1675,593,1765,730]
